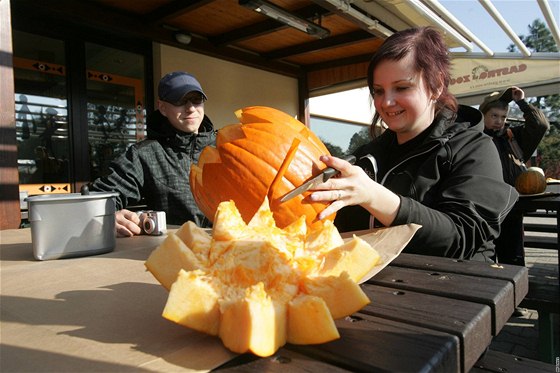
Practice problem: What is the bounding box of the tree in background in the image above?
[508,19,559,178]
[322,141,344,158]
[347,127,371,154]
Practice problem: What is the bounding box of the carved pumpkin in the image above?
[515,167,547,195]
[190,106,333,228]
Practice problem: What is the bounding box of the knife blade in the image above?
[280,155,356,203]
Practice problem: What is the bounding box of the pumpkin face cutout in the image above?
[515,167,547,195]
[190,106,334,228]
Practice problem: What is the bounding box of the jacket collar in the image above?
[379,104,483,147]
[146,110,215,141]
[430,105,484,139]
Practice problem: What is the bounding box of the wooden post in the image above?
[0,0,22,229]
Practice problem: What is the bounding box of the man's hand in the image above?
[511,86,525,102]
[115,209,142,237]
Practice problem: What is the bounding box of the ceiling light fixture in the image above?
[240,0,330,39]
[319,0,393,38]
[162,24,193,45]
[174,32,192,45]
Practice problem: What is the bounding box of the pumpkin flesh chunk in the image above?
[316,235,382,283]
[163,269,220,336]
[287,294,340,345]
[174,221,211,264]
[145,233,202,290]
[302,273,370,319]
[219,283,287,357]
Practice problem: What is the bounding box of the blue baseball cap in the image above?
[158,71,207,104]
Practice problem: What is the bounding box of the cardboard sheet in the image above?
[1,230,236,372]
[0,224,420,372]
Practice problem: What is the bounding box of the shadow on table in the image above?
[1,282,229,371]
[0,237,161,263]
[1,344,153,372]
[0,242,36,261]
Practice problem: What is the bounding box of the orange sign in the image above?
[20,183,71,195]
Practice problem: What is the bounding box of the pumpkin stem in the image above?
[268,138,301,203]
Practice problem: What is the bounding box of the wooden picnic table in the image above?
[0,228,528,373]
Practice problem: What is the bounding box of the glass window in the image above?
[309,87,375,157]
[85,43,145,179]
[310,116,370,157]
[13,31,70,192]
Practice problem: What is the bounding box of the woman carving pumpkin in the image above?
[309,27,518,261]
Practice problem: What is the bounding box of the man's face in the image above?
[158,92,205,134]
[483,107,508,132]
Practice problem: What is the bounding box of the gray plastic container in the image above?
[26,191,119,260]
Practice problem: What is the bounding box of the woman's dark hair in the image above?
[367,27,458,137]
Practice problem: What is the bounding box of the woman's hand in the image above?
[115,209,142,237]
[308,155,401,226]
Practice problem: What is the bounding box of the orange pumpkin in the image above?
[515,167,547,195]
[190,106,333,228]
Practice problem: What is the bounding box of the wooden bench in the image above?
[521,208,559,362]
[523,208,558,250]
[470,350,554,373]
[523,234,558,250]
[524,222,557,234]
[524,210,556,218]
[519,282,560,363]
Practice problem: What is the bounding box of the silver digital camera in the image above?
[137,210,167,235]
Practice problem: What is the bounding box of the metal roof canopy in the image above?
[11,0,560,98]
[313,0,560,98]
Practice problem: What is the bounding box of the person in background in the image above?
[479,86,549,266]
[307,27,518,261]
[90,71,216,236]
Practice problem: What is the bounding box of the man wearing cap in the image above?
[479,86,549,266]
[90,71,216,236]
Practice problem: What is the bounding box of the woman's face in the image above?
[371,54,436,144]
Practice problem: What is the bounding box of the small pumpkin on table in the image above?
[515,167,547,195]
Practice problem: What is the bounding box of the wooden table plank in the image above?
[289,314,460,373]
[360,284,492,372]
[215,350,353,372]
[391,253,529,306]
[367,266,514,336]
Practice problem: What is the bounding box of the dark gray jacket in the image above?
[90,110,216,227]
[335,105,518,261]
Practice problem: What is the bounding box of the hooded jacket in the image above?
[91,110,216,227]
[335,105,518,261]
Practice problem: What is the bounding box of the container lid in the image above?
[25,192,119,203]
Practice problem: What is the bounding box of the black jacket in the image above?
[335,105,518,261]
[484,99,550,186]
[91,110,217,227]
